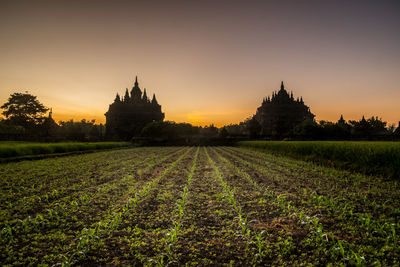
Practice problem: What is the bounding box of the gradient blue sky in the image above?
[1,0,399,126]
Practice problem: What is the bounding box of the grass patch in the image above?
[0,141,131,158]
[238,141,400,179]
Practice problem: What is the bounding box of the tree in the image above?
[58,119,104,142]
[219,127,229,138]
[224,123,248,137]
[245,116,261,138]
[394,122,400,135]
[293,119,323,140]
[0,121,25,140]
[1,92,48,127]
[349,116,388,139]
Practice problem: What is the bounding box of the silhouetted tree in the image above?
[1,92,48,128]
[349,116,388,139]
[58,119,104,142]
[394,122,400,139]
[317,117,351,140]
[224,123,248,137]
[141,121,200,144]
[245,116,261,138]
[367,116,387,136]
[0,120,25,140]
[219,127,229,138]
[293,119,323,140]
[202,125,218,137]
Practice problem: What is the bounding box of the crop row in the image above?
[1,147,190,265]
[1,147,182,226]
[212,146,399,265]
[224,146,400,217]
[154,147,200,265]
[238,140,400,178]
[1,146,398,265]
[70,147,194,265]
[1,147,168,204]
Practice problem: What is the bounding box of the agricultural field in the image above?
[1,146,399,266]
[0,141,131,159]
[239,141,400,179]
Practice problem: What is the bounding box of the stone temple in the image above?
[105,76,164,140]
[254,81,314,137]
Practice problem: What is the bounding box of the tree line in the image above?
[132,115,400,144]
[0,92,105,141]
[243,115,400,140]
[1,91,399,143]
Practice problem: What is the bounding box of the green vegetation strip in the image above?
[1,146,398,265]
[238,141,400,179]
[2,147,182,232]
[0,141,131,158]
[225,146,400,212]
[151,147,200,265]
[205,147,267,264]
[67,147,193,265]
[214,147,399,265]
[0,147,181,224]
[211,147,358,264]
[1,147,186,265]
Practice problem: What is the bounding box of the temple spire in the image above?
[124,88,130,102]
[280,81,284,91]
[115,93,121,102]
[338,114,346,124]
[142,88,148,102]
[151,93,158,105]
[134,76,139,88]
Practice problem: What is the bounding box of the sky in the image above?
[0,0,399,127]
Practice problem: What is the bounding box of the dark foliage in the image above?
[57,119,105,142]
[0,92,105,142]
[1,92,49,140]
[1,92,48,127]
[223,123,248,137]
[139,121,236,145]
[245,116,262,138]
[292,116,397,141]
[0,122,25,140]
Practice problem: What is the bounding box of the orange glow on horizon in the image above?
[48,106,399,128]
[0,1,399,128]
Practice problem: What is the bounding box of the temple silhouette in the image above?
[105,76,164,140]
[254,81,314,137]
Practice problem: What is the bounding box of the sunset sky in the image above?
[1,0,399,127]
